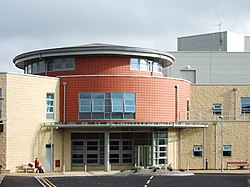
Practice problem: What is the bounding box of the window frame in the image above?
[223,145,232,157]
[79,92,136,120]
[193,145,203,157]
[212,104,222,116]
[46,93,54,120]
[241,97,250,115]
[130,58,162,73]
[130,58,139,70]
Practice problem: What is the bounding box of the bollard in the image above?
[206,159,208,170]
[109,164,111,173]
[85,164,87,174]
[63,165,65,174]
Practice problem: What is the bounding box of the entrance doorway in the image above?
[45,144,54,172]
[138,145,151,167]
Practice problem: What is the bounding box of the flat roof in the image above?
[13,43,175,69]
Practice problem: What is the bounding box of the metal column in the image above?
[104,131,110,172]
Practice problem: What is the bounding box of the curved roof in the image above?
[13,43,175,69]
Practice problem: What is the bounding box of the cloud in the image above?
[1,0,250,72]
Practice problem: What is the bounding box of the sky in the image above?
[1,0,250,72]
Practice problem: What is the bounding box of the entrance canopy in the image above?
[42,121,208,129]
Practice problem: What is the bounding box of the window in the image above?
[223,145,232,157]
[38,61,45,72]
[193,145,202,157]
[27,64,32,74]
[32,63,38,73]
[186,100,190,120]
[130,58,139,70]
[0,88,2,99]
[46,58,75,72]
[54,59,63,70]
[79,92,136,120]
[140,59,149,71]
[46,93,54,120]
[92,100,104,112]
[241,98,250,115]
[213,104,222,115]
[130,58,162,73]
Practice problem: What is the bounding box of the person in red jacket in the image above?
[35,158,44,173]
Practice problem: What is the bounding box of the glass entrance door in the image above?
[138,146,151,167]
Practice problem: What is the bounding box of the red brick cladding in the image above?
[60,76,190,123]
[36,56,163,77]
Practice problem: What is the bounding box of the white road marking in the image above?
[144,175,154,186]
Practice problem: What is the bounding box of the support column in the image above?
[62,129,65,172]
[104,131,110,172]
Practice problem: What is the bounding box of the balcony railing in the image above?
[178,110,250,121]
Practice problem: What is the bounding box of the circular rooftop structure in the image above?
[13,43,175,69]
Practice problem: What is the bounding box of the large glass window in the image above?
[46,93,54,120]
[79,92,136,120]
[241,98,250,115]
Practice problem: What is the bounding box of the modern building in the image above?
[0,44,196,173]
[164,31,250,83]
[177,31,246,52]
[0,42,249,173]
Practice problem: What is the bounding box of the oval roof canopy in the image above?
[13,43,175,69]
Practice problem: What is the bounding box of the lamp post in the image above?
[218,115,224,172]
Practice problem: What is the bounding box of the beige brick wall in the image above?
[168,129,179,169]
[0,74,7,168]
[178,84,250,170]
[4,73,60,172]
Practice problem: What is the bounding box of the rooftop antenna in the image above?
[213,9,223,46]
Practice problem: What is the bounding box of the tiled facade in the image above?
[59,75,189,122]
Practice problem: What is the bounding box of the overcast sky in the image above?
[1,0,250,72]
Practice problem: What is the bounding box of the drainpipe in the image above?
[50,126,54,172]
[215,122,217,169]
[62,82,67,172]
[233,88,237,120]
[151,61,154,76]
[179,129,182,169]
[63,82,67,122]
[175,85,179,121]
[203,127,207,169]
